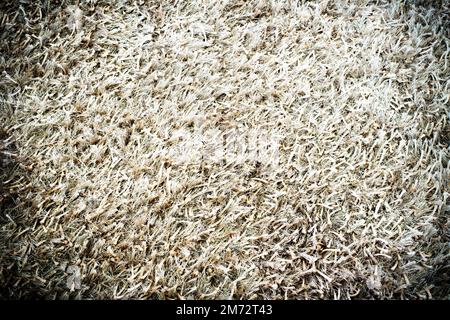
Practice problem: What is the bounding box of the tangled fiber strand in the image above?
[0,0,449,299]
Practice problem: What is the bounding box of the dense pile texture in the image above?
[1,0,449,299]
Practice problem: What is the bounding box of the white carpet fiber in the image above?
[0,0,449,299]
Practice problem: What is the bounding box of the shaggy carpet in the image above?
[0,0,449,299]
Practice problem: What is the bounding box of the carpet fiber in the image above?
[0,0,449,299]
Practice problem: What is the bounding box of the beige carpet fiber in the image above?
[1,0,449,299]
